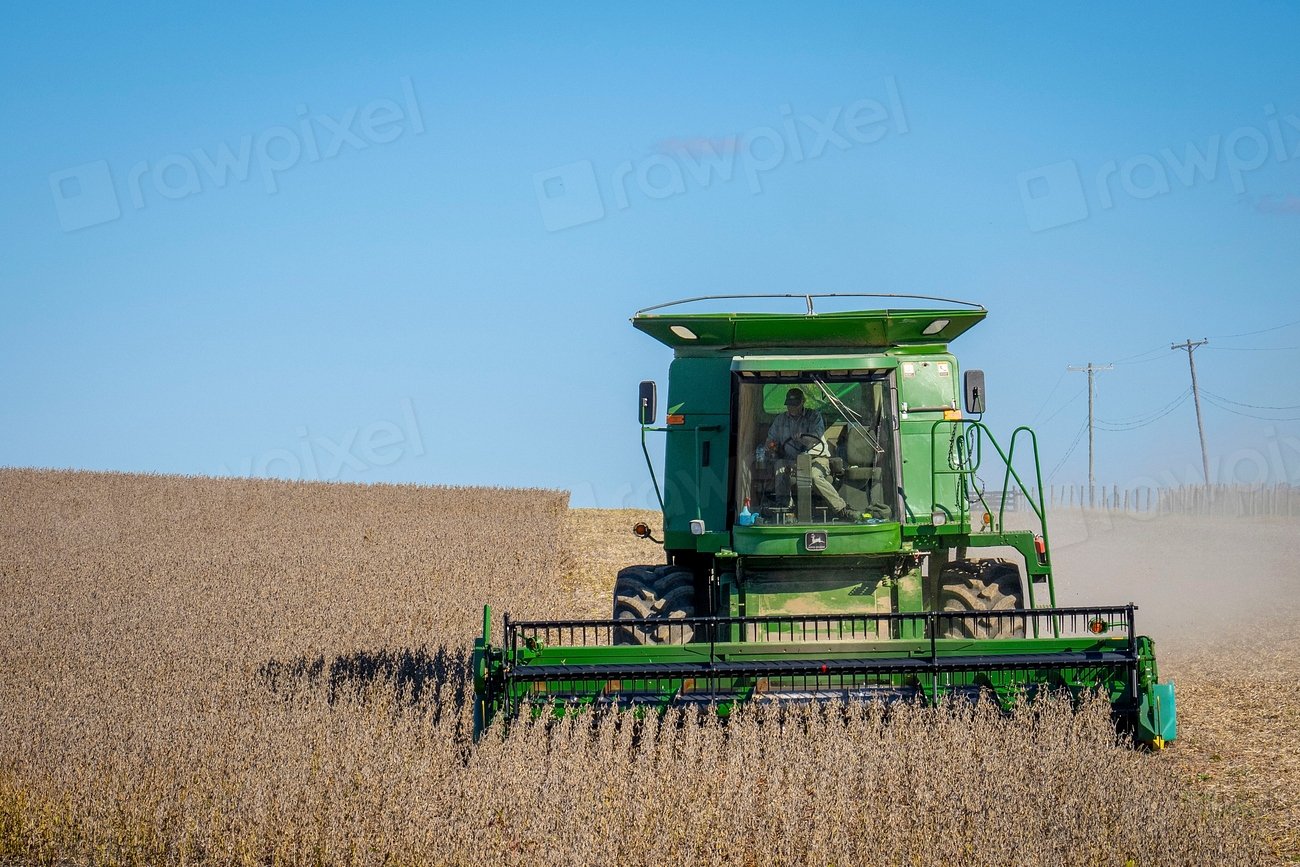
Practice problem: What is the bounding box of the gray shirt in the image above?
[766,409,826,458]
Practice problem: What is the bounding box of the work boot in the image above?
[837,506,860,522]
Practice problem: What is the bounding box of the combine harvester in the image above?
[474,295,1176,747]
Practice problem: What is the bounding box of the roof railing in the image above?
[634,293,986,317]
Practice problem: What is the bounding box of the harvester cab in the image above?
[473,294,1177,748]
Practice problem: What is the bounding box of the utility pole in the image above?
[1171,338,1211,486]
[1067,362,1113,507]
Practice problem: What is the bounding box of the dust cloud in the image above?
[1044,510,1300,655]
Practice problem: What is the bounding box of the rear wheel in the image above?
[613,564,697,645]
[938,559,1025,638]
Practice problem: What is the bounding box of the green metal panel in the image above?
[662,356,733,545]
[633,308,986,351]
[733,522,902,556]
[892,353,963,523]
[731,355,899,371]
[663,529,700,550]
[734,565,925,639]
[899,419,965,523]
[896,355,959,411]
[966,531,1051,580]
[743,572,894,618]
[665,356,734,411]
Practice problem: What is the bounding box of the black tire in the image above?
[613,564,697,645]
[937,559,1025,638]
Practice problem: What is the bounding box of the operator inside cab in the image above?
[766,388,856,521]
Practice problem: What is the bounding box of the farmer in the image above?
[765,388,855,520]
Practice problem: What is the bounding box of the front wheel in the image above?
[937,559,1025,638]
[613,564,697,645]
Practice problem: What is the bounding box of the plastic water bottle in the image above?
[738,498,755,526]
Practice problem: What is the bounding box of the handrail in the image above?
[634,293,986,317]
[640,425,664,511]
[999,427,1047,529]
[928,421,1049,538]
[639,421,722,516]
[927,420,1056,621]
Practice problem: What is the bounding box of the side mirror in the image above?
[638,380,657,425]
[964,369,986,414]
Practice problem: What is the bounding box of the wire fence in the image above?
[989,483,1300,517]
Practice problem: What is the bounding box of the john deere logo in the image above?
[805,531,828,552]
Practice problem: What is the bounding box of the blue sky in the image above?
[2,2,1298,506]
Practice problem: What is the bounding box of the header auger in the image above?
[473,294,1176,747]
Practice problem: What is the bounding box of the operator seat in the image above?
[837,425,891,519]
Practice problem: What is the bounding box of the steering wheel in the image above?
[782,434,827,458]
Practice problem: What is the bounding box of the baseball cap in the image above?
[784,388,805,406]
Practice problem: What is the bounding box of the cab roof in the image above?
[631,294,986,351]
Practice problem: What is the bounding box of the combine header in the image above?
[473,295,1176,746]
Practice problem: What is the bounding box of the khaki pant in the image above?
[774,457,846,513]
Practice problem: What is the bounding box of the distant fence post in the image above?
[1056,482,1300,517]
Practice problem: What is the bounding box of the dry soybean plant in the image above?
[464,695,1257,866]
[0,469,1262,865]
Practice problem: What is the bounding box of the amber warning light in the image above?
[631,522,660,543]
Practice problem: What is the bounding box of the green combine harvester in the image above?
[473,294,1177,747]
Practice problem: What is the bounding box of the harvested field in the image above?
[1053,511,1300,858]
[0,470,1291,864]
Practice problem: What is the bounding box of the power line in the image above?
[1096,388,1191,424]
[1208,317,1300,340]
[1096,400,1191,430]
[1046,416,1089,482]
[1042,387,1085,423]
[1200,389,1300,411]
[1201,393,1300,422]
[1030,369,1066,423]
[1095,389,1192,430]
[1112,350,1177,366]
[1109,343,1169,364]
[1205,344,1300,352]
